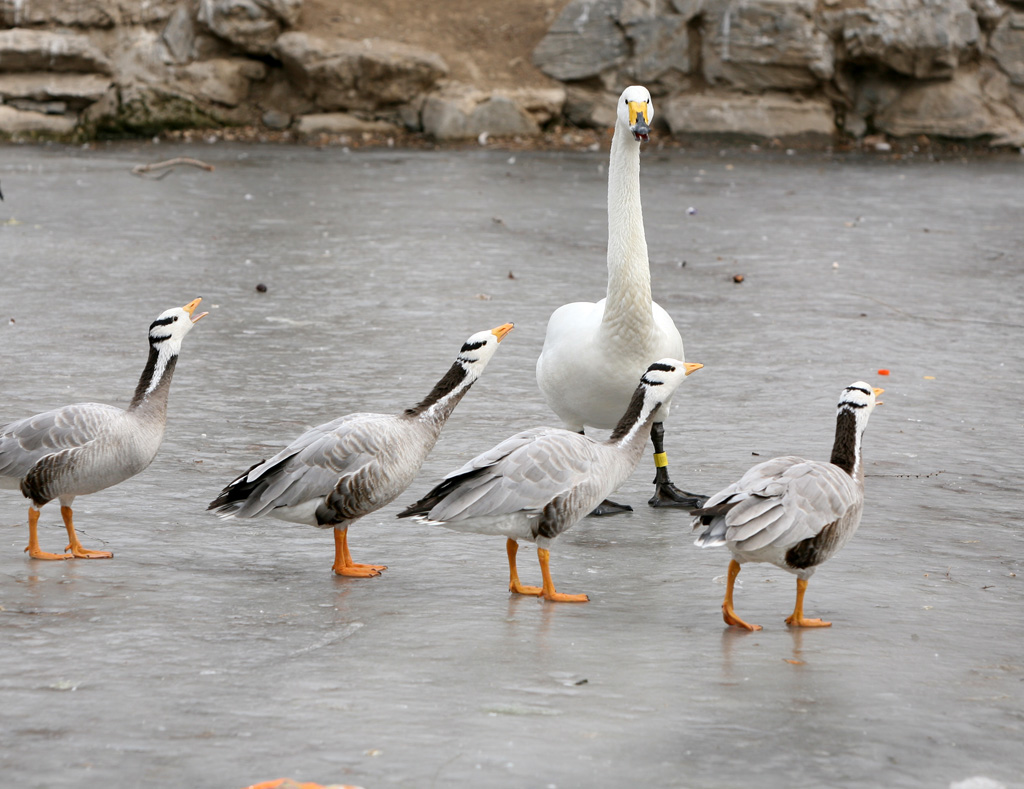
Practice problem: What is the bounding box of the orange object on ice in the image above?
[877,369,890,375]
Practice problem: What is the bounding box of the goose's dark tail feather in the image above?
[208,456,282,516]
[397,466,490,519]
[691,495,741,547]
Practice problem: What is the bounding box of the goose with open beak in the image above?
[0,298,207,559]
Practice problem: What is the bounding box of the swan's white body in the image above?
[537,86,684,432]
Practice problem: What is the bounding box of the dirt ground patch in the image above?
[299,0,569,89]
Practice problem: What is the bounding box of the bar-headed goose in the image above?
[536,85,701,515]
[208,323,513,577]
[692,382,884,630]
[0,298,207,559]
[400,359,702,602]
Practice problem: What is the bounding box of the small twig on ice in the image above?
[131,157,215,180]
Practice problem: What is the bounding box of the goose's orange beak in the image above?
[183,297,209,323]
[873,386,884,405]
[490,323,514,342]
[684,362,703,376]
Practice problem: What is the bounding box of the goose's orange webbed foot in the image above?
[332,529,385,577]
[537,548,589,603]
[723,602,762,631]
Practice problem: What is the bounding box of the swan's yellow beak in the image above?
[684,362,703,376]
[873,386,884,405]
[628,100,651,141]
[628,100,649,126]
[183,297,209,323]
[490,323,514,342]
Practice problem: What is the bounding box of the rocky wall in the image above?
[1,0,1023,146]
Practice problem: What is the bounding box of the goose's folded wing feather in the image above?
[703,457,860,552]
[234,414,396,516]
[0,404,122,479]
[420,429,599,522]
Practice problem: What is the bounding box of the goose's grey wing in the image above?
[411,428,603,523]
[693,456,860,552]
[439,426,555,479]
[212,413,406,520]
[0,403,122,480]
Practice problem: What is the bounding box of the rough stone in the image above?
[0,104,77,136]
[664,91,835,138]
[828,0,979,80]
[502,86,566,126]
[622,10,693,84]
[171,57,266,107]
[0,72,112,110]
[0,29,112,74]
[197,0,302,55]
[295,112,401,136]
[835,71,905,137]
[105,82,226,135]
[969,0,1007,28]
[261,108,291,128]
[990,12,1024,86]
[562,84,618,128]
[874,66,1024,143]
[274,32,448,112]
[162,4,199,64]
[701,0,834,91]
[0,0,178,28]
[421,86,540,140]
[532,0,628,81]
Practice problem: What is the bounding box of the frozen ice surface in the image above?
[1,143,1022,788]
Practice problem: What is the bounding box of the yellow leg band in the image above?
[653,452,668,468]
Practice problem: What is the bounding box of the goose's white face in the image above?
[838,381,884,417]
[148,297,207,353]
[617,85,654,142]
[640,358,702,409]
[456,323,514,372]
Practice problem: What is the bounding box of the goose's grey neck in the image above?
[603,124,653,342]
[129,346,178,415]
[404,362,475,428]
[608,385,659,448]
[830,409,863,479]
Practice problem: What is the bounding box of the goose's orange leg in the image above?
[332,528,386,577]
[61,506,112,559]
[507,539,541,596]
[24,507,72,560]
[786,577,831,628]
[722,559,761,631]
[538,548,588,602]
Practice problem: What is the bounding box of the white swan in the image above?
[536,85,700,515]
[400,360,702,602]
[0,299,207,559]
[692,382,884,630]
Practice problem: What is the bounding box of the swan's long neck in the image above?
[404,362,478,432]
[830,408,866,481]
[603,123,654,344]
[129,345,178,418]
